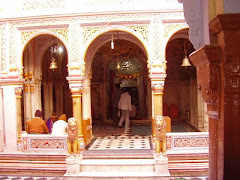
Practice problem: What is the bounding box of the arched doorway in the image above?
[85,30,151,136]
[22,34,72,129]
[164,29,208,132]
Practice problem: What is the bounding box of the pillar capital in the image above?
[15,86,23,99]
[68,61,85,77]
[149,73,166,94]
[67,76,85,96]
[148,60,166,94]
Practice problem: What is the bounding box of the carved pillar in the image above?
[1,85,18,152]
[190,45,220,180]
[138,76,145,117]
[0,88,4,152]
[67,73,85,151]
[15,87,23,137]
[15,86,23,151]
[43,82,53,120]
[55,82,64,116]
[190,13,240,180]
[149,63,167,139]
[82,77,92,145]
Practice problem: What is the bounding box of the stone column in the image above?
[67,75,85,152]
[0,88,4,152]
[149,64,166,139]
[82,77,92,145]
[190,13,240,180]
[2,85,18,152]
[15,87,23,151]
[55,82,64,116]
[43,82,53,120]
[191,44,220,180]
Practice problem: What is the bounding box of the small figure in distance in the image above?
[118,88,132,130]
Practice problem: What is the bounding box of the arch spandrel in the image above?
[163,25,189,60]
[0,24,7,73]
[21,29,69,53]
[82,26,150,76]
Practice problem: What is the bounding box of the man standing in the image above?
[111,83,123,126]
[26,110,49,134]
[118,88,132,130]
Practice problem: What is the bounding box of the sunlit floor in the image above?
[0,175,208,180]
[88,120,198,151]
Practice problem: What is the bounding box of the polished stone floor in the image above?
[88,135,151,150]
[92,120,197,138]
[0,176,208,180]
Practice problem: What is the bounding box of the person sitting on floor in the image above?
[45,112,58,133]
[51,114,68,135]
[26,110,49,134]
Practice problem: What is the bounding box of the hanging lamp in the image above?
[181,39,191,67]
[49,57,58,70]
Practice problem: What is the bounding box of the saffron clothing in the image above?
[26,117,49,134]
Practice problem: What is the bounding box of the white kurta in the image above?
[51,120,68,135]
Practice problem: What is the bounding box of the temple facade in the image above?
[0,0,240,179]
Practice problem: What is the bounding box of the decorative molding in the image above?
[22,0,65,10]
[22,135,68,153]
[1,24,8,73]
[20,28,68,47]
[166,132,209,152]
[163,23,186,39]
[0,11,185,80]
[127,25,149,43]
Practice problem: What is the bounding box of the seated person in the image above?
[26,110,49,134]
[51,114,68,135]
[45,112,58,133]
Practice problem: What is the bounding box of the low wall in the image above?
[20,132,209,154]
[166,132,209,154]
[21,133,68,153]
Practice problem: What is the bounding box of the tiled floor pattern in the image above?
[88,120,199,151]
[88,134,151,150]
[88,127,151,150]
[0,176,208,180]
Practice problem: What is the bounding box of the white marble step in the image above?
[65,171,170,180]
[80,158,155,172]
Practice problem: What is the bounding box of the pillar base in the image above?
[65,153,83,175]
[154,153,170,176]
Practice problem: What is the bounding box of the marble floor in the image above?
[88,135,151,150]
[0,176,208,180]
[88,121,198,151]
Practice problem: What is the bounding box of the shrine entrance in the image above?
[86,30,151,137]
[22,34,72,129]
